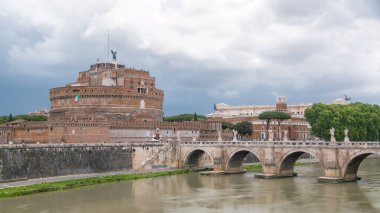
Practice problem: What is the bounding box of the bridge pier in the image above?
[255,163,297,179]
[317,177,348,183]
[317,168,360,183]
[255,173,297,179]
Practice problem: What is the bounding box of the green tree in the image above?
[0,116,7,124]
[233,121,252,136]
[305,102,380,141]
[0,114,48,124]
[164,114,206,122]
[14,115,48,122]
[222,121,234,130]
[259,111,290,140]
[193,113,198,121]
[273,112,291,140]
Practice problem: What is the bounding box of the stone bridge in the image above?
[174,140,380,183]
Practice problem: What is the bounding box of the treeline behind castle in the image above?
[0,115,48,124]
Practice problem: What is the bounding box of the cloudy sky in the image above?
[1,0,380,116]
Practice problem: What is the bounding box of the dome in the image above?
[332,98,349,105]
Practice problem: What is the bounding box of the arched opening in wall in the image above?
[279,151,322,177]
[344,153,380,181]
[184,149,213,170]
[228,150,261,172]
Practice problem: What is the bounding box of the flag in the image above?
[75,94,80,102]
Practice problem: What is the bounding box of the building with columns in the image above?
[207,96,312,140]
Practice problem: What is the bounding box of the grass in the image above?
[243,162,308,172]
[243,164,263,172]
[0,169,189,199]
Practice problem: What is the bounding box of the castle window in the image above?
[137,88,147,94]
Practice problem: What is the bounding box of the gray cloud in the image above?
[1,0,380,115]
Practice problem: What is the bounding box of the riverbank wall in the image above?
[0,144,141,182]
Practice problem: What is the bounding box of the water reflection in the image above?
[1,158,380,213]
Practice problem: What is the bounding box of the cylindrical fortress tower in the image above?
[49,63,164,122]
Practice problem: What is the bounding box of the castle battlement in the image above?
[110,121,210,130]
[89,62,125,70]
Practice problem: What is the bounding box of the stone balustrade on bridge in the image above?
[176,140,380,183]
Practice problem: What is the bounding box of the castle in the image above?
[0,62,221,144]
[49,63,164,122]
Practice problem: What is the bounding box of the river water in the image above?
[1,157,380,213]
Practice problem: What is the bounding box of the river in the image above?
[1,157,380,213]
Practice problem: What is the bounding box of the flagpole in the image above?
[107,27,109,63]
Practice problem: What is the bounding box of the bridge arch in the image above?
[227,149,261,172]
[342,150,380,181]
[278,149,322,177]
[184,148,214,169]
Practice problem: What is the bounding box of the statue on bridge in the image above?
[283,129,288,142]
[330,127,336,142]
[232,129,238,142]
[268,128,274,141]
[218,130,222,142]
[344,129,350,142]
[176,131,181,142]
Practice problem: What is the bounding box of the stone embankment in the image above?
[0,143,134,182]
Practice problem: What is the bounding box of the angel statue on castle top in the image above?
[111,50,117,61]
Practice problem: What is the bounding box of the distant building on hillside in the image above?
[29,109,49,116]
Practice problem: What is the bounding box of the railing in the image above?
[0,141,164,148]
[2,140,380,148]
[179,140,380,148]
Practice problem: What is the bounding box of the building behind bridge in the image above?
[207,96,311,140]
[207,96,349,140]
